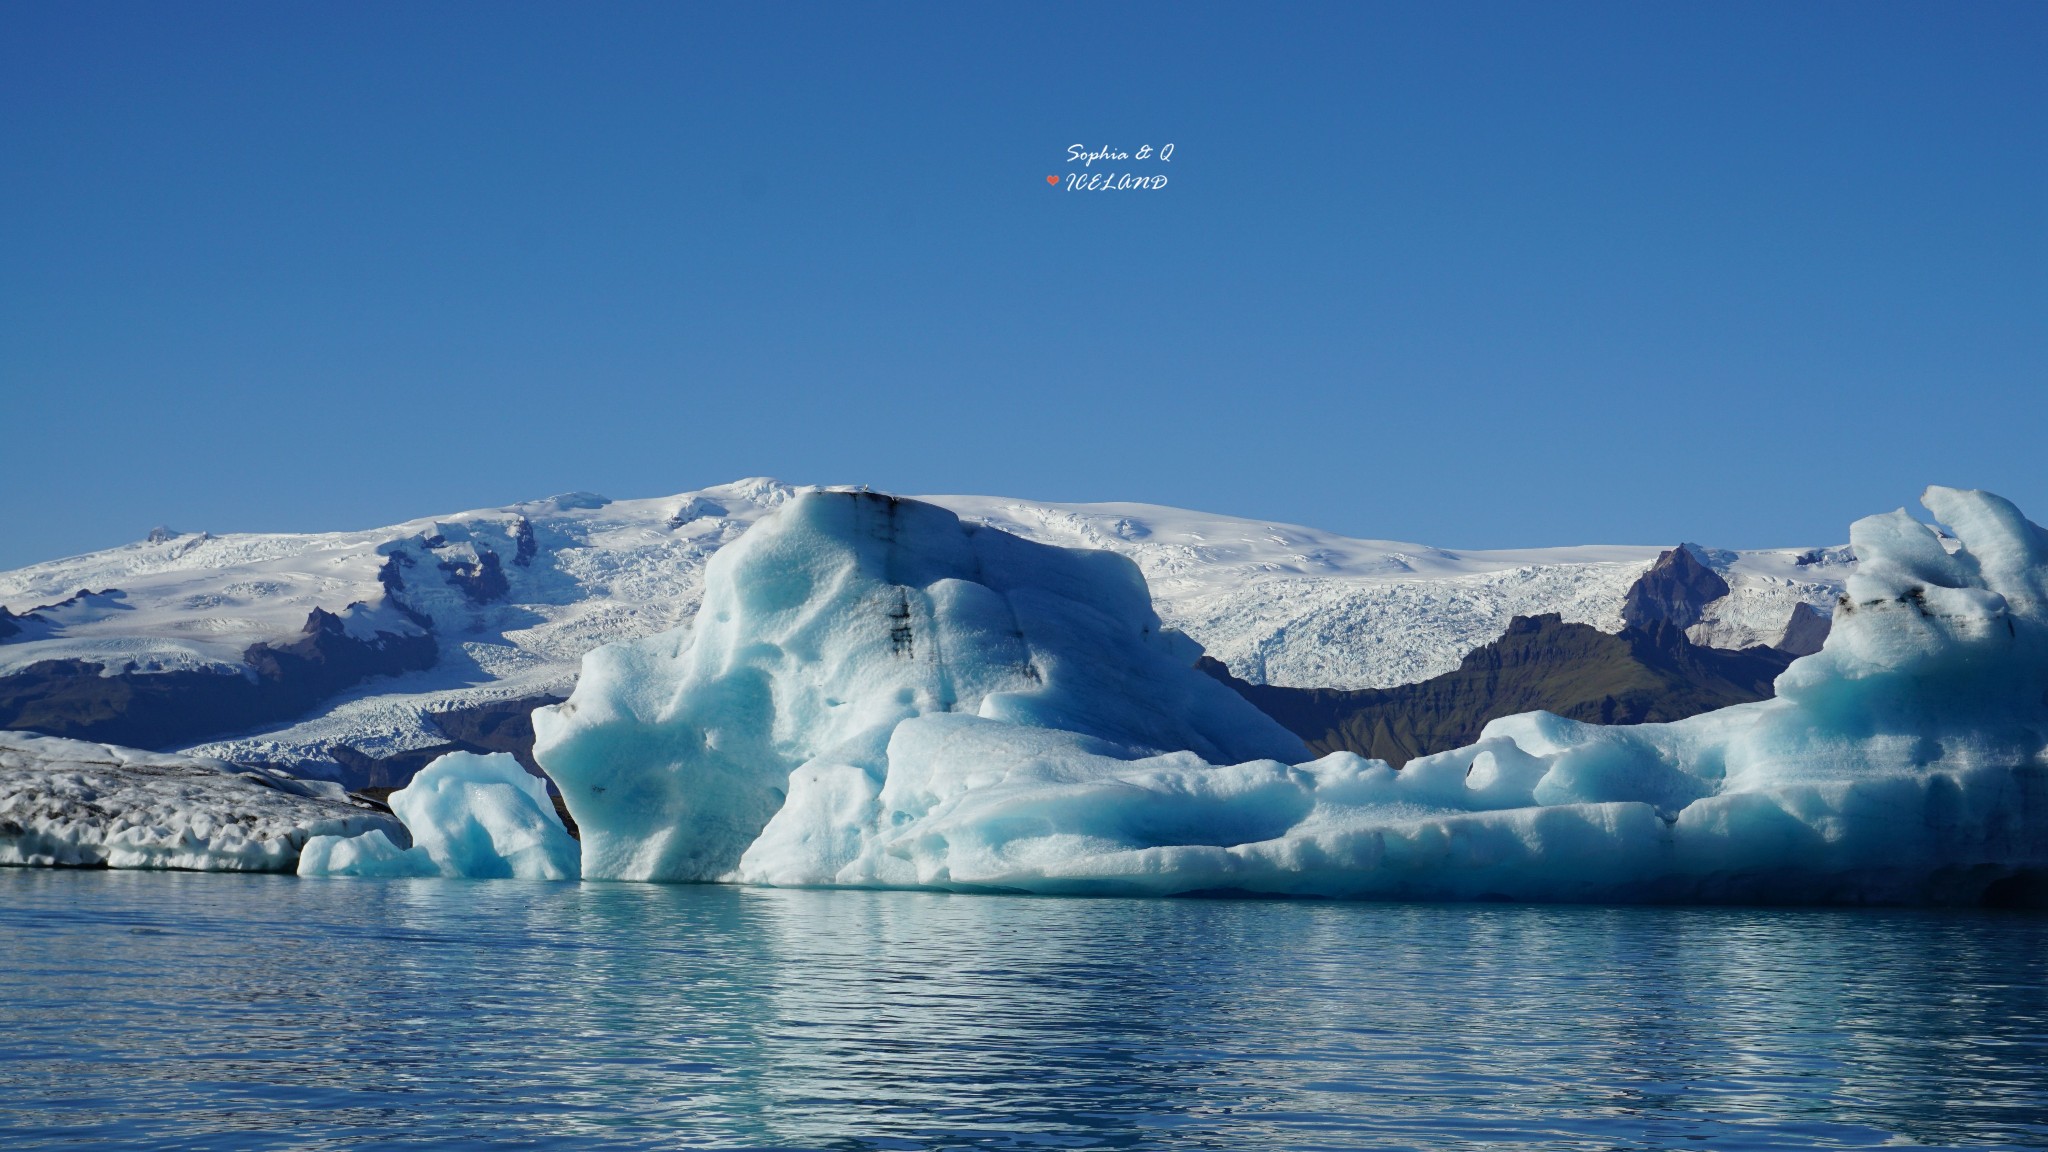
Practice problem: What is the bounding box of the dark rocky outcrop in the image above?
[426,694,563,773]
[0,606,437,750]
[377,550,412,593]
[1622,546,1729,631]
[438,550,509,603]
[370,552,437,630]
[242,608,435,688]
[512,517,538,566]
[1202,615,1796,766]
[0,589,125,643]
[1778,601,1832,656]
[1201,550,1816,768]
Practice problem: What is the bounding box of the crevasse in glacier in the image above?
[298,750,579,880]
[532,486,2046,903]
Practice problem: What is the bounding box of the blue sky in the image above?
[3,2,2043,568]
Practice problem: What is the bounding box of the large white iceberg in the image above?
[532,491,1309,881]
[298,751,579,880]
[529,487,2047,904]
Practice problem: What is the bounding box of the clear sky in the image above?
[3,2,2043,569]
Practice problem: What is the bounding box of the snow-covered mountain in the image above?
[939,496,1849,685]
[0,478,1852,782]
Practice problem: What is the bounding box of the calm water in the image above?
[2,873,2046,1150]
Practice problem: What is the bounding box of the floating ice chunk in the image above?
[0,730,399,872]
[298,751,579,880]
[539,486,2048,905]
[533,491,1308,881]
[295,828,437,877]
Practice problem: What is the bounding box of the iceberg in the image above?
[298,751,579,880]
[531,491,1308,881]
[0,730,399,871]
[527,486,2045,904]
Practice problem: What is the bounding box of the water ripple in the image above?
[1,872,2045,1150]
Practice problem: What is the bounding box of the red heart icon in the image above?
[1046,175,1059,185]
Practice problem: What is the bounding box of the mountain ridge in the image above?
[0,479,1853,785]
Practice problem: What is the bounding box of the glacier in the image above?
[298,751,579,880]
[520,485,2047,904]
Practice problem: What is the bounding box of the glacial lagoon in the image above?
[2,871,2045,1150]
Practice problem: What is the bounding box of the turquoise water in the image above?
[1,872,2045,1150]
